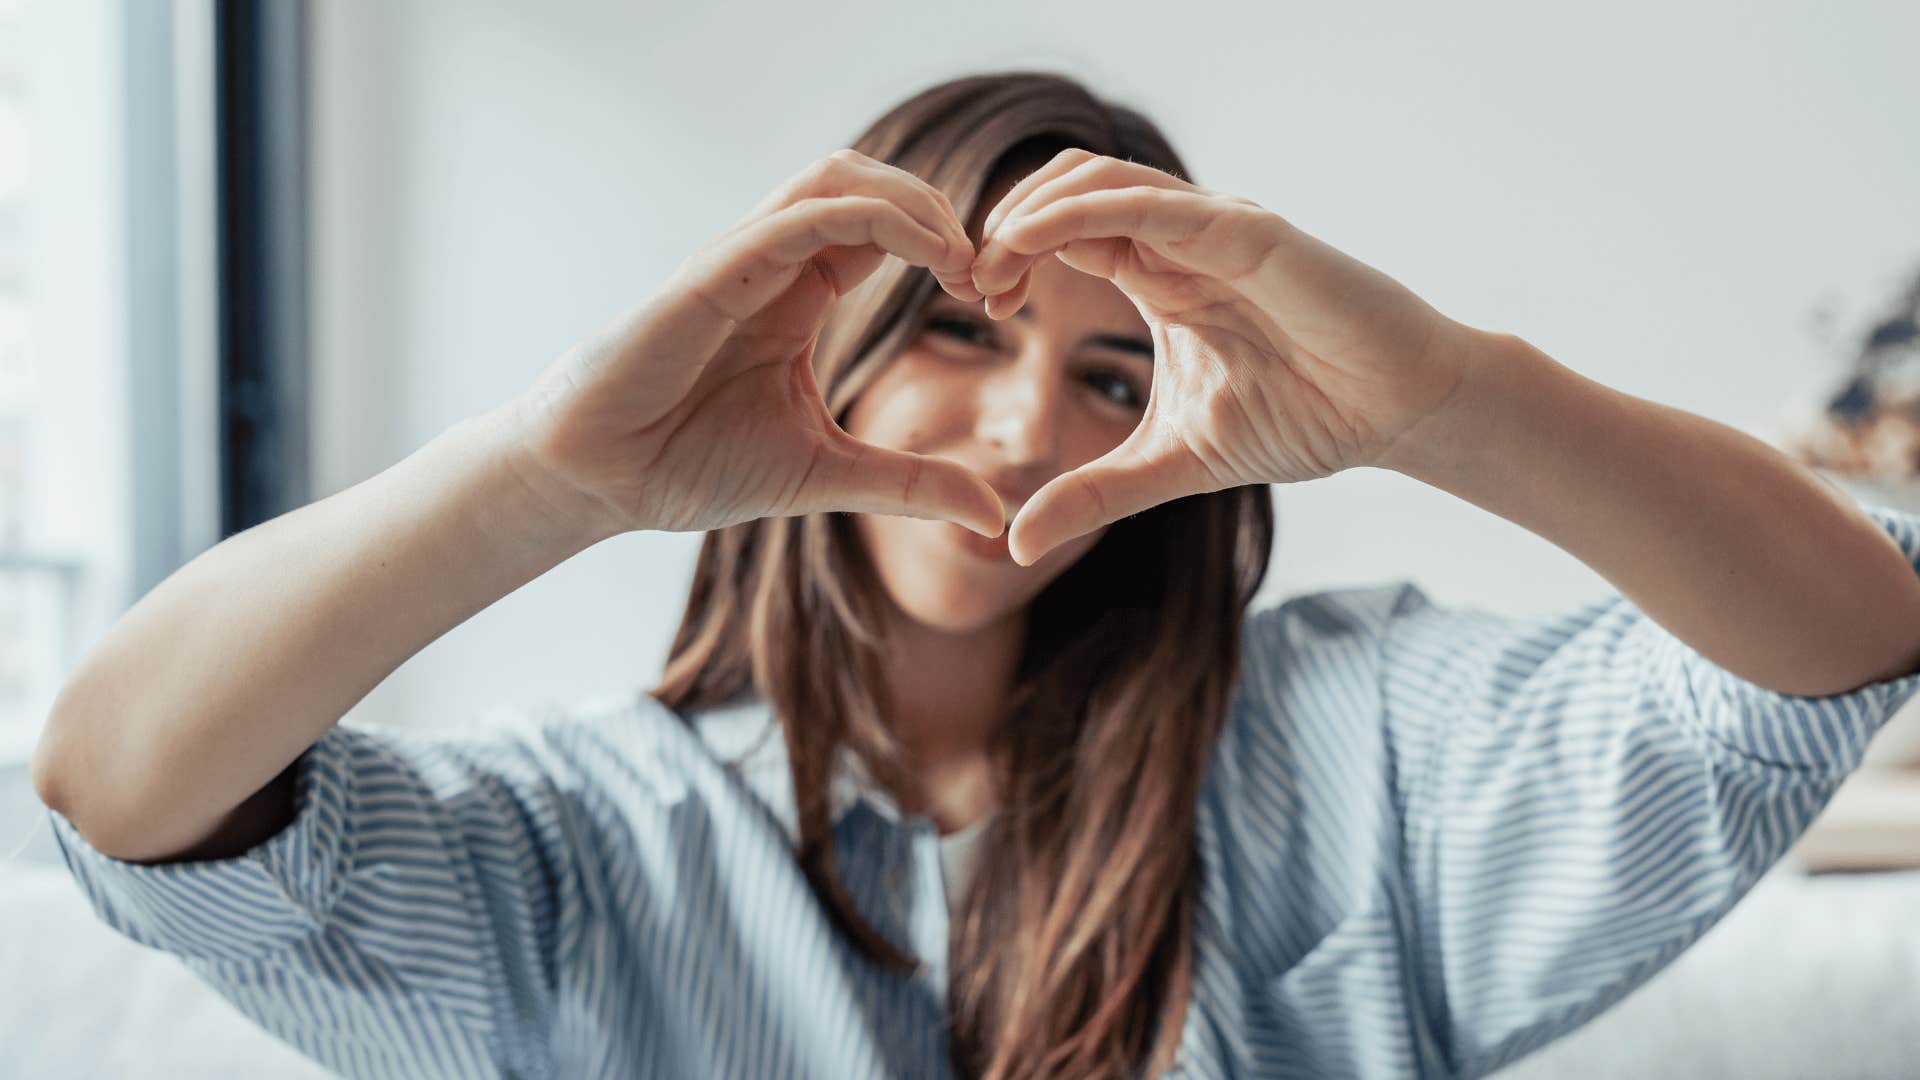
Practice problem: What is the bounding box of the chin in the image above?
[892,557,1043,630]
[893,592,1017,634]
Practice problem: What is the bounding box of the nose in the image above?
[972,344,1064,469]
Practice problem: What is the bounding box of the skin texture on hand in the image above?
[517,147,1487,567]
[963,148,1480,566]
[948,149,1920,697]
[512,149,1008,542]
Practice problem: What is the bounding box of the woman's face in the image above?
[842,171,1155,634]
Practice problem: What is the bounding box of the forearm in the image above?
[33,402,614,857]
[1379,332,1920,697]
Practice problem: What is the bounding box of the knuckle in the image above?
[901,452,923,504]
[794,192,855,219]
[805,155,839,181]
[921,196,958,235]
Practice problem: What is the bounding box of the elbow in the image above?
[29,724,67,816]
[31,733,145,863]
[27,714,131,858]
[30,694,129,848]
[29,691,83,816]
[31,673,88,808]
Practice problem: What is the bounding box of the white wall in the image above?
[309,0,1920,731]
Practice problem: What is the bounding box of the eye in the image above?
[925,313,996,349]
[1084,368,1147,410]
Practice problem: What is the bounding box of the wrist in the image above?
[1372,329,1559,487]
[465,400,628,555]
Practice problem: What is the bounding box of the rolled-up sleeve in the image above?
[1379,502,1920,1079]
[45,715,581,1079]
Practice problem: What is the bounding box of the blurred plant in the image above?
[1781,261,1920,479]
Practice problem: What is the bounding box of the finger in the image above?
[700,195,970,320]
[1050,236,1131,280]
[796,435,1007,538]
[640,196,964,379]
[744,241,892,336]
[982,265,1032,321]
[830,151,982,298]
[940,269,985,303]
[760,197,972,291]
[775,340,1002,535]
[741,149,977,298]
[983,157,1180,319]
[977,147,1097,249]
[1005,437,1216,566]
[837,151,968,245]
[977,188,1272,297]
[978,154,1191,280]
[1047,237,1221,317]
[821,243,891,295]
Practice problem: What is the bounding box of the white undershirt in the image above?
[935,816,992,911]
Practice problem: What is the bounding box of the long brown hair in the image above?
[650,71,1275,1079]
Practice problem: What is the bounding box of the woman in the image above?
[34,71,1920,1079]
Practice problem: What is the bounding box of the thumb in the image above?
[797,436,1007,538]
[1006,441,1208,566]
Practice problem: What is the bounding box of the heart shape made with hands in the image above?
[948,148,1477,568]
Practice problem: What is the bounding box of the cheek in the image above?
[841,359,957,449]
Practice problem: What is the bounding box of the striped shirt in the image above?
[45,500,1920,1079]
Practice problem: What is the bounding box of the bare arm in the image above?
[1380,333,1920,698]
[31,402,615,862]
[32,150,999,865]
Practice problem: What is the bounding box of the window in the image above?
[0,0,131,763]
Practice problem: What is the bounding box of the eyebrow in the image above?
[1002,301,1155,361]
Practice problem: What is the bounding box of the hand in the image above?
[968,149,1485,566]
[508,149,1007,541]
